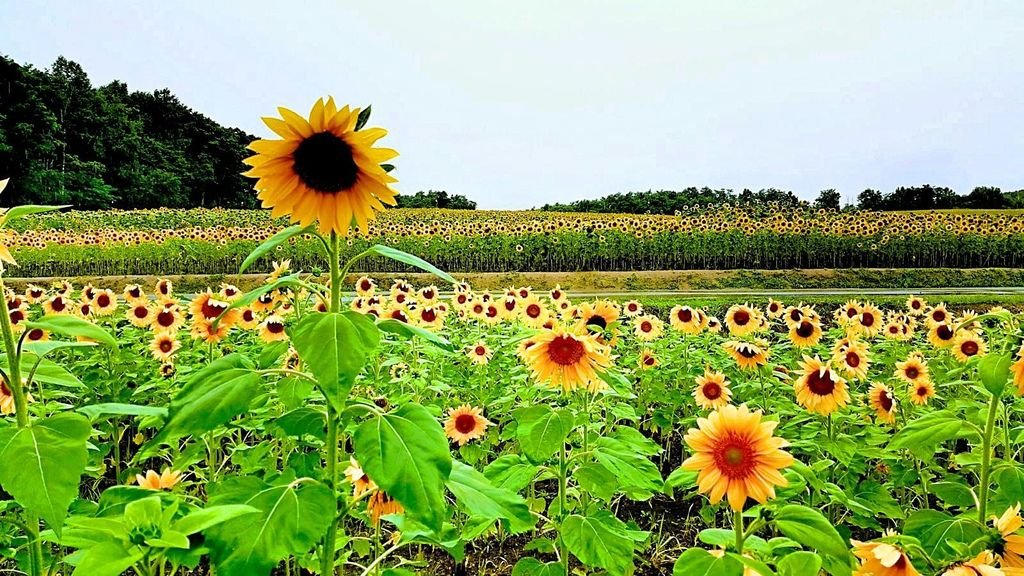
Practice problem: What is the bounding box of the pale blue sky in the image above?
[2,1,1022,208]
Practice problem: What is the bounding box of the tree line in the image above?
[540,185,1024,214]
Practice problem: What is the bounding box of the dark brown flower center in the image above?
[201,298,228,320]
[157,311,174,327]
[860,312,875,327]
[292,131,359,193]
[702,382,721,400]
[878,389,893,412]
[422,309,437,322]
[905,366,919,379]
[454,413,477,434]
[159,339,173,352]
[796,322,815,338]
[937,325,954,340]
[547,335,585,366]
[526,304,542,318]
[845,351,860,368]
[640,321,652,332]
[961,340,979,356]
[678,309,693,322]
[587,315,607,330]
[134,306,149,319]
[733,310,750,326]
[807,370,836,395]
[96,294,111,307]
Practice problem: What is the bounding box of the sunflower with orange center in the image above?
[868,382,897,424]
[681,404,793,511]
[243,97,399,236]
[793,356,850,415]
[693,369,731,410]
[444,405,492,446]
[993,504,1024,567]
[851,541,920,576]
[522,326,612,393]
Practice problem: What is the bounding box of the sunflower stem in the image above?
[557,441,569,573]
[733,509,745,554]
[978,390,1001,524]
[321,232,343,576]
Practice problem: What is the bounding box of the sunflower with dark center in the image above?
[444,405,492,446]
[788,319,821,347]
[467,342,493,365]
[260,315,289,343]
[149,333,180,362]
[909,379,935,406]
[523,326,612,393]
[952,331,986,363]
[681,404,793,511]
[928,323,958,348]
[723,340,769,371]
[725,304,760,336]
[693,369,731,410]
[832,339,870,380]
[868,383,897,424]
[244,97,398,236]
[575,300,619,336]
[637,349,658,370]
[794,355,850,415]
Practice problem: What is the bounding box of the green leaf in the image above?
[903,509,985,563]
[592,436,663,499]
[206,476,334,576]
[979,353,1012,397]
[77,403,168,421]
[377,318,454,351]
[561,512,639,576]
[513,405,573,463]
[446,461,534,533]
[149,354,262,446]
[0,353,85,388]
[0,412,91,534]
[4,204,70,223]
[889,410,962,460]
[291,311,379,408]
[672,548,743,576]
[365,244,456,284]
[931,481,976,508]
[272,407,326,440]
[574,462,619,501]
[772,505,852,576]
[728,553,776,576]
[172,504,260,535]
[777,551,822,576]
[22,340,97,357]
[356,105,372,130]
[512,558,565,576]
[70,541,144,576]
[354,403,453,532]
[994,465,1024,511]
[25,314,116,347]
[484,454,538,492]
[239,224,311,273]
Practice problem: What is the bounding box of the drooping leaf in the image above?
[979,353,1012,397]
[4,204,70,222]
[149,354,262,446]
[592,436,663,499]
[446,461,534,533]
[903,509,985,563]
[291,311,379,408]
[377,318,454,351]
[70,541,144,576]
[24,314,116,347]
[354,403,453,532]
[772,505,852,576]
[365,244,456,284]
[0,412,91,534]
[239,224,312,273]
[205,476,334,576]
[513,405,574,463]
[889,410,963,460]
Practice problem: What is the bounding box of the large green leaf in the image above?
[889,410,963,460]
[365,244,456,284]
[149,354,262,446]
[772,505,852,576]
[239,223,312,273]
[903,509,985,563]
[0,412,91,533]
[24,314,116,347]
[777,551,822,576]
[592,436,663,499]
[377,318,454,351]
[172,504,260,535]
[77,403,168,421]
[0,352,85,389]
[446,461,534,533]
[354,403,453,532]
[3,204,70,222]
[291,311,379,408]
[561,512,644,576]
[672,548,743,576]
[205,476,334,576]
[512,558,565,576]
[979,353,1012,397]
[994,465,1024,511]
[483,454,538,492]
[70,541,144,576]
[513,405,574,463]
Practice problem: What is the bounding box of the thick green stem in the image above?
[321,232,343,576]
[558,442,569,573]
[978,392,1001,523]
[734,509,745,554]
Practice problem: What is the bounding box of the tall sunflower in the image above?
[522,326,612,393]
[243,97,399,236]
[680,404,793,511]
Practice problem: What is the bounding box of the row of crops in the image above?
[6,207,1024,276]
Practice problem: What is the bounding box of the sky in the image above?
[2,1,1023,209]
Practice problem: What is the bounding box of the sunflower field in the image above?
[1,99,1024,576]
[6,205,1024,277]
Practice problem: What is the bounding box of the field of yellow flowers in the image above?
[1,99,1024,576]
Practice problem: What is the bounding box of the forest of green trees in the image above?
[1,54,1019,213]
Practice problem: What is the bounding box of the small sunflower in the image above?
[522,326,612,393]
[895,353,930,385]
[467,342,493,365]
[135,469,182,491]
[851,541,920,576]
[951,331,986,363]
[149,333,180,363]
[681,404,793,511]
[833,338,870,380]
[909,379,936,406]
[788,319,822,348]
[637,349,658,370]
[669,305,705,334]
[259,315,288,343]
[725,304,761,336]
[126,302,154,328]
[622,300,643,317]
[443,405,492,446]
[906,295,927,316]
[723,340,769,371]
[632,314,664,341]
[694,369,731,410]
[928,323,958,348]
[243,97,399,236]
